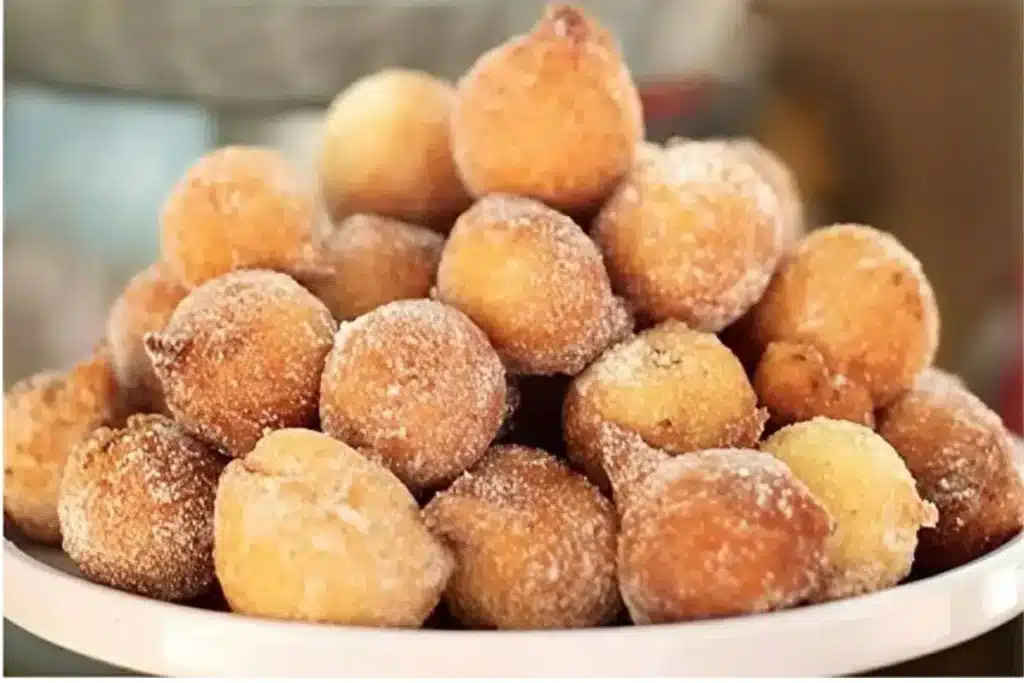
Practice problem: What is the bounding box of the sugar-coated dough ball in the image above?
[451,4,643,214]
[751,224,939,410]
[761,418,938,600]
[106,262,189,414]
[424,445,620,629]
[437,195,632,375]
[161,146,323,287]
[319,70,470,228]
[754,340,875,429]
[616,448,832,624]
[58,414,225,601]
[146,270,337,458]
[593,140,784,331]
[878,369,1024,571]
[319,300,507,492]
[303,214,443,321]
[4,351,120,544]
[214,429,453,626]
[564,320,766,491]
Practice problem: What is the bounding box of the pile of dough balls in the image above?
[5,3,1021,632]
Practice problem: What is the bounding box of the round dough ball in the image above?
[593,140,784,331]
[4,350,121,544]
[303,214,443,321]
[106,262,189,414]
[58,414,225,601]
[750,224,940,410]
[161,146,324,287]
[878,369,1024,571]
[754,340,876,429]
[761,417,938,600]
[616,448,832,624]
[214,428,453,626]
[424,444,620,629]
[146,270,337,458]
[451,4,643,214]
[319,299,507,492]
[564,320,766,492]
[437,195,632,375]
[319,69,470,228]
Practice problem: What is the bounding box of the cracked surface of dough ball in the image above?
[751,224,939,411]
[303,214,443,321]
[593,140,784,331]
[161,146,323,287]
[4,351,120,544]
[437,195,632,375]
[451,4,643,214]
[761,418,938,600]
[106,262,189,414]
[214,429,453,626]
[564,321,765,491]
[754,340,875,429]
[58,414,225,601]
[878,369,1024,571]
[320,299,506,492]
[611,446,832,624]
[424,444,620,629]
[146,270,337,458]
[319,70,470,228]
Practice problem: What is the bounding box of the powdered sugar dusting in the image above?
[58,414,225,601]
[424,444,620,629]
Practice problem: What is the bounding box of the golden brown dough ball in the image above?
[4,350,120,544]
[762,418,938,600]
[593,140,784,331]
[754,340,876,429]
[564,320,766,492]
[424,444,620,629]
[878,369,1024,571]
[319,70,470,228]
[161,146,324,287]
[302,214,443,321]
[146,270,337,458]
[319,299,507,492]
[751,224,939,414]
[214,428,453,626]
[58,414,225,601]
[106,262,190,414]
[451,4,643,214]
[612,446,832,624]
[437,195,632,375]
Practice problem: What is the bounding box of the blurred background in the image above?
[4,0,1023,676]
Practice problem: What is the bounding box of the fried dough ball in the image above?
[58,414,225,601]
[754,340,876,429]
[751,224,940,415]
[4,350,120,544]
[214,429,453,626]
[762,418,938,600]
[606,443,832,624]
[593,140,784,331]
[437,195,632,375]
[319,299,506,492]
[161,146,323,287]
[451,4,643,214]
[564,320,766,492]
[878,369,1024,571]
[106,262,190,414]
[302,214,443,321]
[424,445,620,629]
[319,70,470,228]
[146,270,336,458]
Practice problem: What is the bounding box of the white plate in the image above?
[4,530,1023,677]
